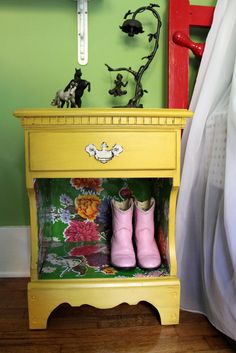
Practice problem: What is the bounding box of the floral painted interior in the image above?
[35,178,171,279]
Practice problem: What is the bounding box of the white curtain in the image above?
[176,0,236,340]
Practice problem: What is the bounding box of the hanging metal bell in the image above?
[120,19,144,37]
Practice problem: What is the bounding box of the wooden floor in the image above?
[0,278,235,353]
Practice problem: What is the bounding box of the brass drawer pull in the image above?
[85,142,123,164]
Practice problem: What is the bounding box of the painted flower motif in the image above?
[51,237,62,244]
[119,187,133,200]
[60,194,73,207]
[75,194,101,221]
[47,253,64,266]
[100,267,117,275]
[41,266,56,273]
[45,206,57,224]
[70,178,103,193]
[64,220,100,242]
[59,208,71,224]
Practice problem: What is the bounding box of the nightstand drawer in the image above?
[29,131,176,171]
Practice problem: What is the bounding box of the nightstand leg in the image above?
[28,283,55,329]
[158,306,180,325]
[149,283,180,325]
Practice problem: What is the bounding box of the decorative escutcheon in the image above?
[85,142,123,164]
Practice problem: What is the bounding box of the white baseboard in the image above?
[0,226,30,277]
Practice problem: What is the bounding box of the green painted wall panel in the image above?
[0,0,216,225]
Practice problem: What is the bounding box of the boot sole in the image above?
[137,263,161,271]
[111,263,136,271]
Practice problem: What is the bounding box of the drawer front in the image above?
[29,131,176,171]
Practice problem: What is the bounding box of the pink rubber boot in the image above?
[111,198,136,269]
[134,198,161,269]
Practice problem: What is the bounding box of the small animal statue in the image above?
[51,81,77,108]
[64,68,91,108]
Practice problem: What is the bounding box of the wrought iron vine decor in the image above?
[105,3,162,108]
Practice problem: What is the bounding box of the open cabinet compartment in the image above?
[36,177,171,280]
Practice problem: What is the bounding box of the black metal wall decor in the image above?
[105,3,162,108]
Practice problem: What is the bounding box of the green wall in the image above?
[0,0,216,226]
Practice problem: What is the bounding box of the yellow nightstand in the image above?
[14,108,192,329]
